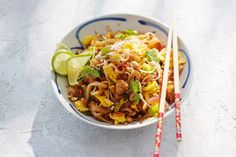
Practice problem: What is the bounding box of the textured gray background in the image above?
[1,0,236,157]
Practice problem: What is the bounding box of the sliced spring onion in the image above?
[101,47,110,55]
[146,49,160,62]
[141,63,154,71]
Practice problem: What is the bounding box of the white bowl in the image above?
[51,14,192,129]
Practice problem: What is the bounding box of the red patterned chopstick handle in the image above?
[153,112,164,157]
[175,93,182,141]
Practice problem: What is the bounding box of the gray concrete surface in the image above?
[0,0,236,156]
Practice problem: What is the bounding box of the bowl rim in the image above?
[50,13,193,130]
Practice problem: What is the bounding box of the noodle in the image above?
[68,30,186,125]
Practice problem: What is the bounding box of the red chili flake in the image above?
[156,42,163,51]
[117,64,124,70]
[117,63,129,70]
[79,89,83,95]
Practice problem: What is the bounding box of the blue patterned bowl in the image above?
[51,14,192,129]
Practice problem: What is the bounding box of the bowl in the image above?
[51,14,192,129]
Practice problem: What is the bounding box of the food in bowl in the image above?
[51,29,186,125]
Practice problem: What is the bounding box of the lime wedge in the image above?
[67,55,92,86]
[51,50,74,75]
[77,50,95,57]
[56,43,71,51]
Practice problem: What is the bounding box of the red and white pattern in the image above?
[153,112,164,157]
[175,93,182,141]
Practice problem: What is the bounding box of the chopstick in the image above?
[173,14,182,141]
[153,24,173,157]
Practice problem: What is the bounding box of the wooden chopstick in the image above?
[153,25,173,157]
[173,15,182,141]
